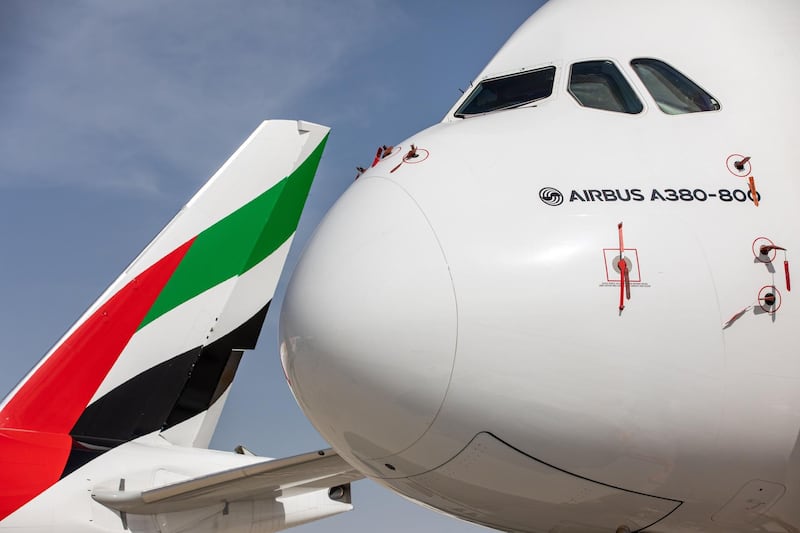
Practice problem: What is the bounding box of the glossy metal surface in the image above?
[282,178,457,467]
[281,1,800,531]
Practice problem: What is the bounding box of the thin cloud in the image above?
[0,0,395,195]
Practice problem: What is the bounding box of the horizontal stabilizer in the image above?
[92,448,363,514]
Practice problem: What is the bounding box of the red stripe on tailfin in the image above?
[0,238,192,434]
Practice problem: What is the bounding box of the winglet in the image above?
[0,120,330,521]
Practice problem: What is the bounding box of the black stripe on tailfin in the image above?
[63,301,270,476]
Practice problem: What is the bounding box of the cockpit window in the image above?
[568,60,643,114]
[630,58,720,114]
[454,66,555,118]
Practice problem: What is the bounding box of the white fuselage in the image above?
[280,1,800,531]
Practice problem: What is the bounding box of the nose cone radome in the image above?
[280,177,457,462]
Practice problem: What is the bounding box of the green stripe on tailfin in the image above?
[139,134,327,330]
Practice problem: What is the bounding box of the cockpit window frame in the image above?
[453,65,557,119]
[630,58,721,115]
[567,59,644,115]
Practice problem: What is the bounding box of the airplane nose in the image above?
[280,177,457,462]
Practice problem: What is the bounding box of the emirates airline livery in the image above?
[280,1,800,532]
[0,120,362,532]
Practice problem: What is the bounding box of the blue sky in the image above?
[0,1,544,531]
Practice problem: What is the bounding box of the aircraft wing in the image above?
[92,448,363,514]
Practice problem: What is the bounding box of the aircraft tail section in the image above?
[0,120,329,520]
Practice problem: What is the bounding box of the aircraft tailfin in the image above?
[0,120,329,511]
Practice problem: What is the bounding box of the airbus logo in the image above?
[539,187,563,206]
